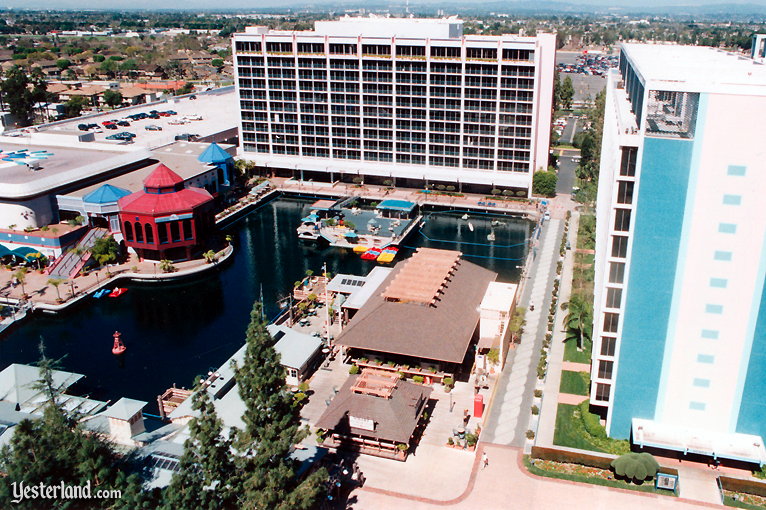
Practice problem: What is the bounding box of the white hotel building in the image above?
[232,16,555,195]
[592,43,766,464]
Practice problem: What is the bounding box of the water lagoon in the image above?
[0,197,532,404]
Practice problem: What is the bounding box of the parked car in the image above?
[168,119,188,125]
[174,133,200,141]
[77,124,89,131]
[102,121,114,126]
[104,123,118,130]
[106,132,136,141]
[116,120,130,127]
[145,125,163,131]
[183,114,203,121]
[165,110,177,115]
[147,112,160,119]
[189,95,197,100]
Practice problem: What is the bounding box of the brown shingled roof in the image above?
[315,371,432,444]
[336,252,497,364]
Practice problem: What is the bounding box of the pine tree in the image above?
[231,302,327,510]
[163,380,236,509]
[0,346,138,509]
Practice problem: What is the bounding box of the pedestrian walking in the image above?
[482,452,489,469]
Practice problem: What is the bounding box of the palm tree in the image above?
[564,294,592,351]
[48,278,65,302]
[224,235,233,246]
[13,268,28,298]
[159,259,175,273]
[203,250,217,264]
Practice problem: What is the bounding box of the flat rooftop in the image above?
[65,142,234,199]
[0,142,151,199]
[622,43,766,94]
[32,86,237,150]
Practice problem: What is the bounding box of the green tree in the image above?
[64,95,89,118]
[1,66,35,126]
[103,89,124,109]
[611,453,660,482]
[211,58,224,69]
[94,54,106,62]
[0,347,140,509]
[47,278,65,302]
[89,235,120,266]
[231,303,328,509]
[163,380,237,509]
[564,294,592,351]
[532,170,558,197]
[55,58,71,70]
[559,75,574,110]
[13,267,27,297]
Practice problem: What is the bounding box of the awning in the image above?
[632,418,766,465]
[344,231,358,238]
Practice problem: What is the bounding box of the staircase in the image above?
[47,228,109,280]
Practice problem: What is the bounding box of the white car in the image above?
[168,119,188,125]
[183,114,203,121]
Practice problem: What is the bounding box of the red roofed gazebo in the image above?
[118,164,214,261]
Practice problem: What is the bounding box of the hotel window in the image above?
[605,288,622,309]
[611,235,628,258]
[600,336,616,357]
[266,41,293,53]
[597,360,614,380]
[613,209,631,232]
[430,46,461,58]
[619,146,637,176]
[608,262,625,284]
[616,181,634,204]
[603,312,619,333]
[158,223,169,244]
[595,383,611,402]
[330,43,356,55]
[170,222,181,243]
[183,219,194,240]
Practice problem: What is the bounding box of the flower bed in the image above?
[524,456,675,496]
[724,490,766,509]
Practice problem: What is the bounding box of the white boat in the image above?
[461,213,469,220]
[297,229,320,241]
[468,221,474,232]
[487,231,496,241]
[491,220,503,227]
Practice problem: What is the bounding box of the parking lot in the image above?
[38,87,238,149]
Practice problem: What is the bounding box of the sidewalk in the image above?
[482,217,564,447]
[536,211,579,447]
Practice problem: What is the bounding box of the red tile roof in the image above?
[144,163,183,189]
[118,187,212,215]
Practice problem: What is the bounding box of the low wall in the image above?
[719,475,766,498]
[530,445,679,476]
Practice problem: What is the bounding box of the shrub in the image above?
[396,443,409,451]
[465,433,478,447]
[412,375,424,384]
[298,381,310,392]
[534,389,543,398]
[447,437,454,445]
[611,453,660,482]
[526,430,536,440]
[578,400,606,439]
[443,376,454,387]
[349,365,360,375]
[531,405,540,415]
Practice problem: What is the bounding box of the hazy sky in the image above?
[6,0,766,9]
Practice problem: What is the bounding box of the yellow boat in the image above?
[353,245,368,253]
[377,252,396,263]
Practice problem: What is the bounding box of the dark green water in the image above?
[0,197,531,406]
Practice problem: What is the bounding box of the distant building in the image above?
[232,16,556,195]
[592,43,766,465]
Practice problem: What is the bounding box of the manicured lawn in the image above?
[724,495,766,509]
[559,370,590,395]
[564,340,592,364]
[553,404,605,452]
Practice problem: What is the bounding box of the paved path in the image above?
[562,361,590,372]
[535,211,578,447]
[351,444,723,510]
[558,393,589,405]
[482,217,564,447]
[676,465,723,505]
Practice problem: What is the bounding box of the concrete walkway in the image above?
[351,444,723,510]
[558,393,589,405]
[535,211,579,447]
[676,465,723,505]
[562,361,591,372]
[482,217,564,447]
